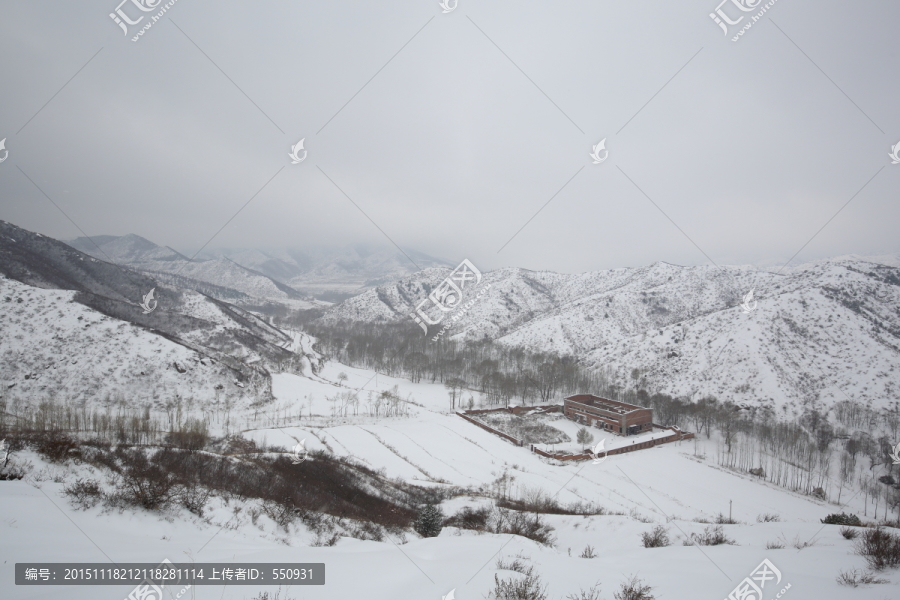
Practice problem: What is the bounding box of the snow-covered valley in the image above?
[2,221,899,600]
[4,361,896,600]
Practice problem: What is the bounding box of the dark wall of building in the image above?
[626,408,653,434]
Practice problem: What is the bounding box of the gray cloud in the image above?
[1,0,897,274]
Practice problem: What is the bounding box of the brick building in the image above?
[563,394,653,436]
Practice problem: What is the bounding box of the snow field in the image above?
[3,363,898,599]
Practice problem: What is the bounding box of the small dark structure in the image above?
[563,394,652,436]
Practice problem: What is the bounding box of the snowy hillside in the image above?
[0,276,234,406]
[320,258,900,409]
[0,221,325,407]
[0,274,327,408]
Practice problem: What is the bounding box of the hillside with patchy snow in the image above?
[0,276,236,406]
[320,257,900,410]
[0,222,325,408]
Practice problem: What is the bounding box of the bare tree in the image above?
[444,377,466,411]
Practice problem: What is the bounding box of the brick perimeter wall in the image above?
[456,412,523,446]
[530,426,695,461]
[462,405,560,416]
[454,407,692,458]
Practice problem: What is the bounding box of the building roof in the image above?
[564,394,648,415]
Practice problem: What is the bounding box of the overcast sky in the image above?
[0,0,897,274]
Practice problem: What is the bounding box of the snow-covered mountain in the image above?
[320,257,900,410]
[66,234,322,310]
[203,244,453,301]
[67,232,189,264]
[0,221,323,407]
[67,235,451,303]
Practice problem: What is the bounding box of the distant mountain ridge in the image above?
[66,233,321,310]
[68,233,188,264]
[319,256,900,411]
[67,235,452,302]
[202,245,453,300]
